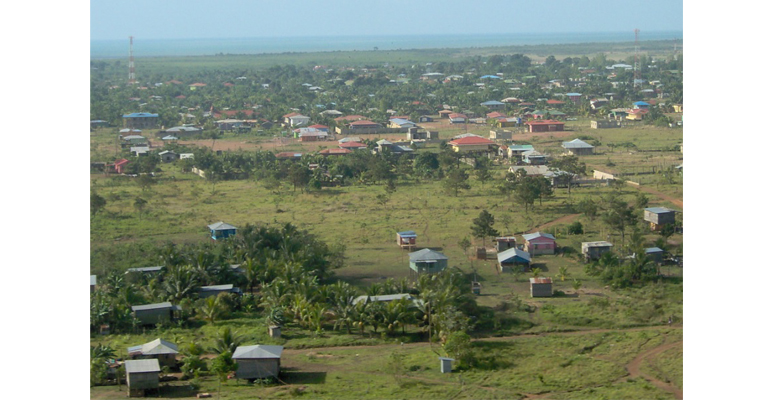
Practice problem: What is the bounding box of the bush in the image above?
[567,221,584,235]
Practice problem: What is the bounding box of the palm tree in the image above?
[198,296,224,324]
[163,266,199,303]
[210,327,244,355]
[556,266,571,282]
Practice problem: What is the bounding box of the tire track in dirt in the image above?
[625,340,683,399]
[631,184,683,209]
[521,213,581,234]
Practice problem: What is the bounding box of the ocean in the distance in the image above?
[91,31,682,59]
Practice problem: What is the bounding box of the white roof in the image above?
[232,345,283,359]
[124,359,160,374]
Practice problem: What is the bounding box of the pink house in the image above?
[522,232,557,255]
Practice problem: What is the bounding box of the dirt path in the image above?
[625,340,683,399]
[523,213,581,234]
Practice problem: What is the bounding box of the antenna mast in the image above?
[128,36,136,85]
[633,29,641,88]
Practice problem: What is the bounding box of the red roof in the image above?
[519,102,535,106]
[308,124,329,130]
[449,136,494,146]
[320,148,352,155]
[349,120,379,126]
[114,158,130,166]
[215,109,256,118]
[275,152,303,158]
[438,110,453,114]
[546,99,565,105]
[189,82,207,87]
[486,112,506,118]
[223,82,235,87]
[283,112,301,118]
[167,80,183,85]
[175,95,186,99]
[339,141,368,149]
[525,119,565,125]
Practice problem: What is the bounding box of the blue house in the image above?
[208,221,237,240]
[122,112,159,129]
[497,247,532,272]
[633,101,650,109]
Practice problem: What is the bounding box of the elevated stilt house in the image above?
[127,338,179,368]
[396,230,417,249]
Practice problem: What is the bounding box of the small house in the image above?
[522,150,547,165]
[113,158,130,174]
[232,345,284,380]
[131,302,182,326]
[125,359,160,397]
[524,120,565,133]
[529,277,553,297]
[562,139,594,156]
[397,230,417,249]
[495,236,517,252]
[409,248,449,275]
[645,247,665,264]
[353,293,416,306]
[522,232,556,255]
[208,221,237,240]
[489,130,513,140]
[158,150,178,163]
[448,113,467,124]
[497,247,532,272]
[582,241,613,261]
[198,284,242,298]
[507,144,534,160]
[388,118,417,129]
[591,120,621,129]
[127,338,179,368]
[643,207,677,231]
[448,136,495,153]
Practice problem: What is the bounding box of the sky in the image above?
[91,0,683,41]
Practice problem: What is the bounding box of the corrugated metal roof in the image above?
[582,241,613,247]
[409,248,448,262]
[131,302,173,312]
[522,232,556,241]
[529,277,552,284]
[645,207,675,214]
[353,293,414,305]
[199,284,234,292]
[497,247,531,263]
[124,359,161,373]
[232,345,283,359]
[208,221,237,231]
[90,275,97,286]
[123,113,159,118]
[126,266,163,273]
[562,139,594,148]
[397,230,417,237]
[129,338,179,356]
[645,247,664,253]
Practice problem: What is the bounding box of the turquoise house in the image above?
[409,248,448,275]
[208,221,237,240]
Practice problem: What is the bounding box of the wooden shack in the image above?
[581,241,613,261]
[127,338,179,369]
[645,247,665,264]
[232,345,283,380]
[131,302,182,326]
[529,277,553,297]
[495,236,517,252]
[397,230,417,249]
[125,359,160,397]
[643,207,677,231]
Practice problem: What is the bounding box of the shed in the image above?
[645,247,665,264]
[529,277,553,297]
[495,236,517,252]
[125,359,160,397]
[409,248,449,275]
[208,221,237,240]
[198,284,242,298]
[643,207,677,231]
[158,150,178,163]
[582,241,613,261]
[90,275,97,293]
[397,230,417,249]
[522,150,547,165]
[131,302,182,326]
[497,247,532,272]
[232,345,284,380]
[522,232,556,255]
[127,338,179,368]
[353,293,416,306]
[439,357,455,373]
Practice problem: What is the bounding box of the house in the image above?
[438,110,453,119]
[126,266,164,275]
[626,108,649,121]
[353,293,415,306]
[524,120,565,133]
[546,99,566,107]
[489,130,513,140]
[522,232,556,255]
[164,126,202,137]
[188,82,207,90]
[158,150,178,163]
[419,115,434,123]
[296,128,329,142]
[90,275,97,292]
[130,146,150,157]
[198,284,242,298]
[530,277,553,297]
[339,141,368,150]
[582,241,613,261]
[448,113,467,124]
[495,118,520,128]
[566,93,582,103]
[308,124,330,132]
[113,158,130,174]
[562,139,594,156]
[131,302,182,326]
[121,134,147,146]
[376,139,414,155]
[397,230,417,249]
[91,120,109,129]
[672,104,683,113]
[122,112,159,129]
[125,359,160,397]
[127,338,179,368]
[480,100,505,110]
[591,120,621,129]
[319,148,352,156]
[406,128,439,141]
[208,221,237,240]
[495,236,517,252]
[448,136,495,153]
[349,120,382,130]
[216,119,244,131]
[522,150,547,165]
[497,247,532,272]
[645,247,665,264]
[232,345,284,380]
[389,118,417,129]
[643,207,677,231]
[633,101,650,109]
[334,115,367,123]
[409,248,449,275]
[507,144,535,160]
[275,152,303,160]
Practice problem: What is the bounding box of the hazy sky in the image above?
[91,0,683,41]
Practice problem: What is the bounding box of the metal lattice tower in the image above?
[633,29,641,88]
[128,36,136,84]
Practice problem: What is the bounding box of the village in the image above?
[90,44,683,399]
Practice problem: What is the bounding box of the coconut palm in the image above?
[210,327,244,355]
[198,296,224,324]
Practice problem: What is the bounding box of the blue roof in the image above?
[497,247,531,264]
[122,112,159,118]
[634,101,650,106]
[566,93,582,96]
[481,100,505,105]
[398,230,417,237]
[480,75,502,79]
[522,232,555,241]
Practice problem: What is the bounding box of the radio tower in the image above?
[128,36,136,85]
[633,29,641,88]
